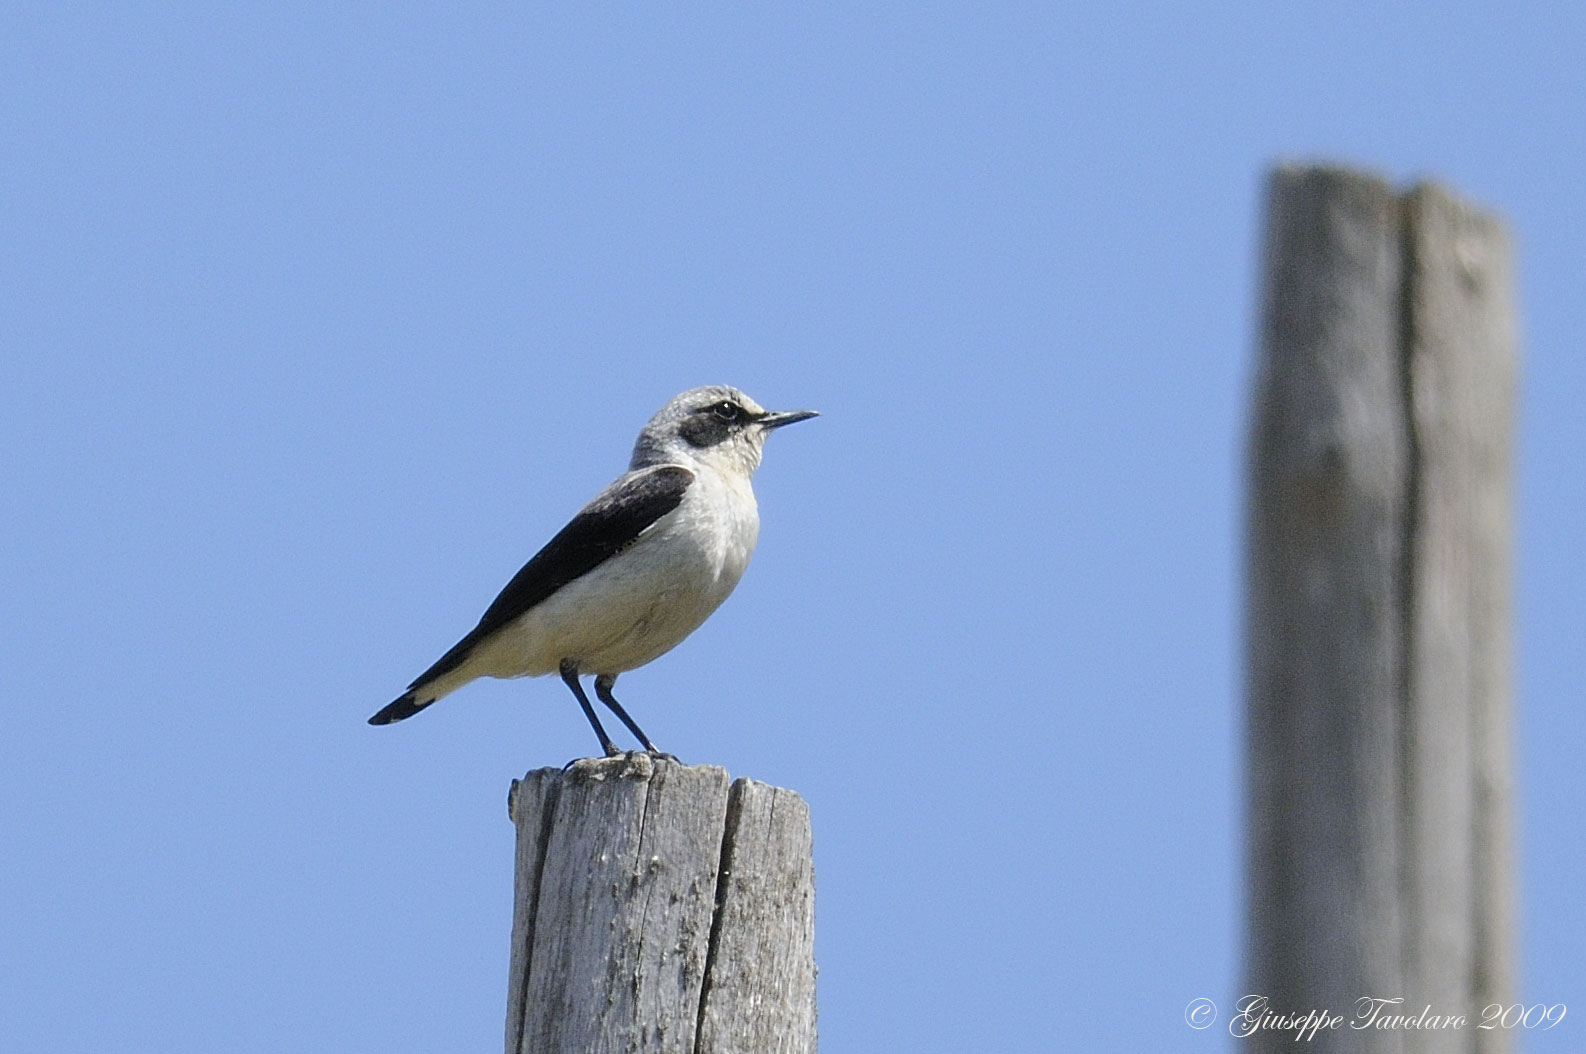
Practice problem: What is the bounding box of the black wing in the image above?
[404,464,694,692]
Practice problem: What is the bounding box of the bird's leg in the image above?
[560,660,621,757]
[594,674,670,758]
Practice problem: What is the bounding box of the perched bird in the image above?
[369,385,818,756]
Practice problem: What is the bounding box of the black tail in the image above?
[368,691,435,726]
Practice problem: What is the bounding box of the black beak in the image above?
[759,409,820,430]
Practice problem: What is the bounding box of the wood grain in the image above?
[505,756,816,1054]
[1245,165,1517,1054]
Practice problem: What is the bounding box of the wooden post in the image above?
[505,754,817,1054]
[1244,164,1518,1053]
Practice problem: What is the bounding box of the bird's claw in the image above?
[562,747,678,771]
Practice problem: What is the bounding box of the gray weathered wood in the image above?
[505,755,817,1054]
[696,780,817,1054]
[1402,185,1519,1054]
[1246,166,1409,1051]
[1245,164,1517,1054]
[504,768,560,1052]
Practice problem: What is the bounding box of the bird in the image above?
[368,385,818,756]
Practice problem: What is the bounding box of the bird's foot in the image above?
[559,748,681,773]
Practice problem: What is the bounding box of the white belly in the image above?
[476,473,759,678]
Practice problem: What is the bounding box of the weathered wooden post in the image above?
[505,753,816,1054]
[1245,164,1518,1053]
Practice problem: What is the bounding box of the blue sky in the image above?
[3,3,1583,1051]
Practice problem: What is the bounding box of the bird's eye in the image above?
[712,401,741,422]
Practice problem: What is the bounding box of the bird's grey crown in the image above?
[629,385,762,467]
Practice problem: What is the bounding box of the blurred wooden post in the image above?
[1245,164,1518,1053]
[504,754,817,1054]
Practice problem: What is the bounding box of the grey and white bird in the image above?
[368,385,818,756]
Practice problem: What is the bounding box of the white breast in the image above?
[478,465,761,679]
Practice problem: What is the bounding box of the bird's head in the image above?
[630,385,819,476]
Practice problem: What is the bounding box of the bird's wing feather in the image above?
[406,464,695,690]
